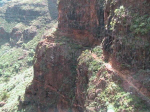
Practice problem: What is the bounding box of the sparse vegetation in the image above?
[0,0,57,111]
[0,91,9,101]
[79,46,150,112]
[130,14,150,35]
[0,0,150,112]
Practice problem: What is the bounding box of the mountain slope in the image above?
[0,0,58,111]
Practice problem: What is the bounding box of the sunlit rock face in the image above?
[58,0,105,46]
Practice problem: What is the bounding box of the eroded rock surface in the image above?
[24,34,83,111]
[22,0,150,111]
[58,0,105,46]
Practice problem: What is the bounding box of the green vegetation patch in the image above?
[0,67,33,112]
[78,46,150,112]
[0,17,17,33]
[130,14,150,35]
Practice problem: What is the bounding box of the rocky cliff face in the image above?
[103,0,150,70]
[24,33,84,112]
[23,0,150,111]
[23,0,106,111]
[58,0,105,46]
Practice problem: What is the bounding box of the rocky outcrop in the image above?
[9,25,37,46]
[22,0,150,111]
[23,26,37,40]
[10,27,23,43]
[58,0,104,46]
[24,33,83,111]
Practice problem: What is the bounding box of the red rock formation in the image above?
[24,35,83,111]
[24,1,106,109]
[58,0,104,46]
[23,0,150,111]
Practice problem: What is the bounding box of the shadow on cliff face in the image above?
[0,27,10,47]
[47,0,58,20]
[0,37,9,48]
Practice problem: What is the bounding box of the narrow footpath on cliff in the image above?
[91,52,150,105]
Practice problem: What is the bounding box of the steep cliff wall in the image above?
[23,33,84,112]
[22,0,150,112]
[22,0,106,111]
[58,0,104,46]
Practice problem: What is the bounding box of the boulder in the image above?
[23,26,37,40]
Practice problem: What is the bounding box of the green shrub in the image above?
[4,72,11,77]
[130,15,150,35]
[3,76,10,82]
[4,62,9,68]
[0,91,9,101]
[29,49,35,57]
[88,60,102,74]
[0,69,3,75]
[27,57,33,65]
[0,63,4,69]
[114,5,126,17]
[22,43,26,49]
[92,46,103,57]
[13,63,21,72]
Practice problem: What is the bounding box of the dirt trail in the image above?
[91,53,150,105]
